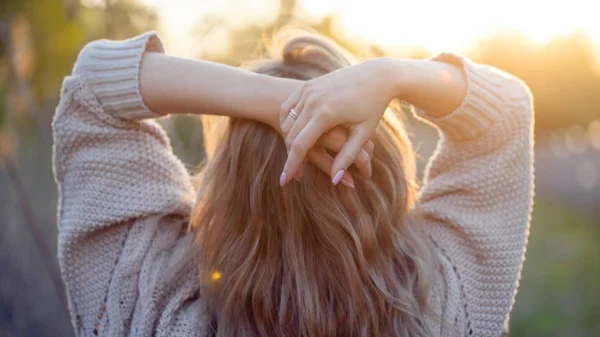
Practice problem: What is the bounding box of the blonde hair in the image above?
[191,28,439,337]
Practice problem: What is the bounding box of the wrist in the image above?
[381,58,425,102]
[384,58,467,117]
[254,75,302,134]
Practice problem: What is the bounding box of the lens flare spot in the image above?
[211,271,222,281]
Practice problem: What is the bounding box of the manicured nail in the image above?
[332,169,345,185]
[340,179,355,189]
[279,172,287,186]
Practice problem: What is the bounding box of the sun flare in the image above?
[141,0,600,57]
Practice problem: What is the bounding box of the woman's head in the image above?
[192,28,438,337]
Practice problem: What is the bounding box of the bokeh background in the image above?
[1,0,599,336]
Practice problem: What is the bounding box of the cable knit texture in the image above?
[52,32,534,337]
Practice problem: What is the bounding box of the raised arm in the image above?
[54,31,299,336]
[54,32,209,336]
[405,54,534,336]
[137,52,298,129]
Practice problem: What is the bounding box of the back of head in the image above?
[192,28,438,337]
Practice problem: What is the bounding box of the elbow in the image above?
[503,72,534,122]
[513,78,535,131]
[497,72,534,137]
[72,42,94,76]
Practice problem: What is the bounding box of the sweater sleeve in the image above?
[413,53,534,336]
[53,32,204,336]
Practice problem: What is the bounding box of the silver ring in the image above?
[289,108,299,120]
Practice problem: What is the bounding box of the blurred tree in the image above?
[472,30,600,132]
[0,1,157,336]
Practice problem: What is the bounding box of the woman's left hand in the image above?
[279,58,396,186]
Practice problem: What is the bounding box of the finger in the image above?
[316,126,346,149]
[293,169,302,182]
[317,128,372,179]
[284,99,312,151]
[308,149,355,188]
[294,158,307,181]
[361,140,375,179]
[279,111,311,186]
[280,98,305,136]
[354,149,372,179]
[319,134,371,179]
[331,125,372,183]
[280,88,304,127]
[365,140,374,159]
[282,117,335,184]
[318,127,373,158]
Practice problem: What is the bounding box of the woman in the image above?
[53,28,533,337]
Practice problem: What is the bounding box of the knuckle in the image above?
[318,108,336,122]
[302,83,314,95]
[357,151,368,164]
[304,97,317,111]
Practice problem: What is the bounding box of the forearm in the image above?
[383,58,467,118]
[139,52,300,131]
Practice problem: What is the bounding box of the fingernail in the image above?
[340,179,355,189]
[279,172,287,186]
[332,170,345,185]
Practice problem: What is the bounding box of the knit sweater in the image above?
[52,32,534,337]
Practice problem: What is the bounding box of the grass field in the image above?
[510,201,600,336]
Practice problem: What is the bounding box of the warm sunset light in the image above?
[141,0,600,56]
[3,0,600,335]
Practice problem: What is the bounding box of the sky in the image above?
[137,0,600,58]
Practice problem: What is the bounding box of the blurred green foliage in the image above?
[511,202,600,336]
[0,1,599,337]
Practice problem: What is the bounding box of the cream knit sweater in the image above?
[52,32,534,337]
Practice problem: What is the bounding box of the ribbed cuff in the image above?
[73,31,164,120]
[414,53,506,141]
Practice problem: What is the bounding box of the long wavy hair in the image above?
[190,28,439,337]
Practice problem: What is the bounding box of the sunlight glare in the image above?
[223,0,280,29]
[139,0,278,56]
[141,0,600,56]
[333,0,481,52]
[331,0,600,52]
[296,0,343,22]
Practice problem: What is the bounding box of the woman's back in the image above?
[52,29,533,337]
